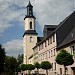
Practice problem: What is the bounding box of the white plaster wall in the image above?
[23,34,37,64]
[25,18,35,30]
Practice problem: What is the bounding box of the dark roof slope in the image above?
[37,37,43,43]
[43,25,58,38]
[33,11,75,49]
[57,26,75,49]
[56,11,75,46]
[23,30,38,37]
[44,25,57,29]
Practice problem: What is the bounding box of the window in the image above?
[60,68,62,74]
[42,43,43,49]
[54,49,56,56]
[45,52,47,59]
[52,63,53,70]
[30,37,33,42]
[50,37,52,44]
[30,22,32,29]
[45,41,46,47]
[54,62,56,70]
[48,39,50,45]
[53,34,55,42]
[51,50,52,57]
[71,46,75,55]
[43,54,44,60]
[41,54,42,60]
[39,46,40,51]
[49,51,50,58]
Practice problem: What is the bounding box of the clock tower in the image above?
[23,0,38,64]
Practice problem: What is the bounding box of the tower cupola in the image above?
[27,0,33,16]
[24,0,35,20]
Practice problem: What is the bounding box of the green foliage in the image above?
[17,54,23,66]
[34,62,40,69]
[27,64,35,71]
[17,66,21,72]
[0,44,5,75]
[21,64,27,71]
[40,61,52,70]
[56,50,74,66]
[4,56,17,75]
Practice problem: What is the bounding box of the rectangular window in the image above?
[45,52,47,59]
[53,34,55,42]
[30,37,33,42]
[51,50,52,57]
[71,46,75,55]
[48,39,50,45]
[30,22,32,29]
[41,54,42,60]
[60,68,62,74]
[50,37,52,44]
[45,41,47,47]
[54,49,55,56]
[39,46,40,51]
[49,51,50,58]
[52,63,53,70]
[43,54,44,60]
[42,43,43,49]
[55,62,56,70]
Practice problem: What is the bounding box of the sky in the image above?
[0,0,74,57]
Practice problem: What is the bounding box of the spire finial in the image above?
[29,0,31,5]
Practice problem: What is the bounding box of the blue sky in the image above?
[0,0,74,57]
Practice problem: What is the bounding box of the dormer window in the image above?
[30,22,32,29]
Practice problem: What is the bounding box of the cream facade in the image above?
[24,18,35,31]
[23,1,37,64]
[23,34,37,64]
[34,33,58,75]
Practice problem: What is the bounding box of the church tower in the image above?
[23,0,38,64]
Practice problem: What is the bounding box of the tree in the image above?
[4,56,17,75]
[21,64,27,71]
[17,65,21,72]
[55,50,74,75]
[17,54,23,66]
[27,64,35,75]
[34,62,40,74]
[0,44,5,75]
[40,61,52,75]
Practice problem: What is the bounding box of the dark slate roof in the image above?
[24,15,36,20]
[43,25,58,38]
[56,11,75,47]
[37,37,43,43]
[57,26,75,49]
[23,30,38,37]
[27,0,33,7]
[33,11,75,49]
[44,25,57,29]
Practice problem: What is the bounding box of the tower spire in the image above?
[24,0,36,20]
[27,0,33,7]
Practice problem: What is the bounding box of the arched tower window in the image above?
[30,37,33,42]
[30,22,32,29]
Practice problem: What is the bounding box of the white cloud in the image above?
[3,39,23,57]
[0,0,74,35]
[0,0,74,57]
[34,0,74,29]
